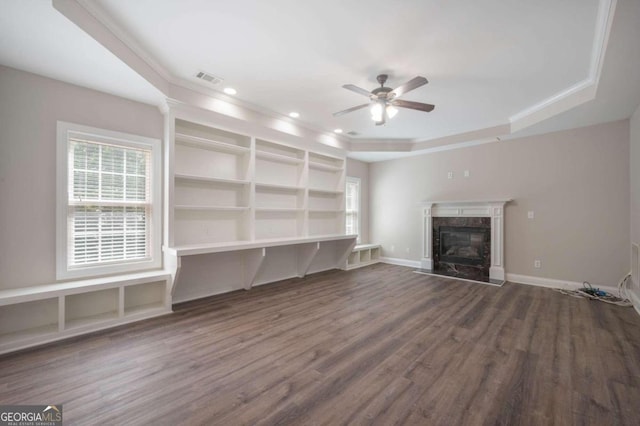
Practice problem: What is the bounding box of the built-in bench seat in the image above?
[346,244,382,270]
[0,270,171,355]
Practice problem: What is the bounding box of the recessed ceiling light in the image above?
[289,112,300,118]
[334,129,343,134]
[223,87,237,95]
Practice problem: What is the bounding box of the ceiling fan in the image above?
[333,74,435,125]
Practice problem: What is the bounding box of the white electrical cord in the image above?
[554,274,633,307]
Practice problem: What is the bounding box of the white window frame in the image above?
[56,121,162,280]
[345,176,361,243]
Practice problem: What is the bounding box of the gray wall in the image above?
[370,120,630,287]
[631,104,640,302]
[346,158,370,244]
[0,66,163,289]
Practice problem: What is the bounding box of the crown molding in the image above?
[509,0,616,131]
[53,0,615,159]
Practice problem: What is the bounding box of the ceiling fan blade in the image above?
[392,99,435,112]
[389,76,428,99]
[332,103,370,117]
[342,84,375,98]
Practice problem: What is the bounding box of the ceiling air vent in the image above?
[195,71,223,85]
[347,131,359,136]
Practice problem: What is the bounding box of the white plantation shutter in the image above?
[345,177,360,242]
[67,139,152,267]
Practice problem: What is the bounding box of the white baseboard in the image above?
[629,289,640,317]
[505,273,618,294]
[380,257,422,268]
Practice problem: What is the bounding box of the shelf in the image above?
[174,205,249,212]
[309,209,341,214]
[255,182,304,191]
[0,324,59,346]
[64,311,119,330]
[175,133,250,154]
[175,174,250,185]
[0,271,170,306]
[65,288,119,330]
[309,161,344,172]
[309,188,344,195]
[354,244,382,251]
[256,150,304,165]
[255,207,304,213]
[124,302,166,317]
[164,234,357,257]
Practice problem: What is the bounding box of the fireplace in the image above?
[420,199,511,284]
[439,226,488,266]
[432,217,491,281]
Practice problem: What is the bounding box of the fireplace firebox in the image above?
[439,226,488,266]
[432,216,492,281]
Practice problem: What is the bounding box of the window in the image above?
[56,122,161,279]
[345,177,361,243]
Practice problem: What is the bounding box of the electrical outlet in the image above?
[390,245,395,252]
[406,248,410,253]
[464,170,470,178]
[447,171,454,179]
[528,211,535,219]
[534,260,541,269]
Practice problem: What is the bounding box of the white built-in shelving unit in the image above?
[346,244,382,270]
[168,119,348,247]
[164,107,356,302]
[0,271,171,354]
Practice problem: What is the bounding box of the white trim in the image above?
[420,200,510,281]
[505,273,618,294]
[508,0,616,131]
[629,290,640,317]
[380,257,422,268]
[345,176,361,243]
[56,121,162,280]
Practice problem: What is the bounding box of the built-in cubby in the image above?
[124,281,167,316]
[309,210,343,236]
[0,272,171,355]
[345,244,382,270]
[255,185,304,210]
[65,288,119,330]
[174,209,249,245]
[255,139,304,188]
[0,298,59,347]
[255,210,304,240]
[309,190,342,212]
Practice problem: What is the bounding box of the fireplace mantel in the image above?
[420,199,512,280]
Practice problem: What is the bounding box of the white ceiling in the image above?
[0,0,638,162]
[0,1,164,105]
[94,0,599,141]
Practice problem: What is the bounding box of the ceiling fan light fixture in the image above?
[370,102,383,122]
[386,105,398,119]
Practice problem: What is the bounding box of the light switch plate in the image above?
[464,170,470,178]
[528,211,535,219]
[447,171,454,179]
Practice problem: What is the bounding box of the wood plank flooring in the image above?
[1,263,640,425]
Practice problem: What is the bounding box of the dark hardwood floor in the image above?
[1,263,640,425]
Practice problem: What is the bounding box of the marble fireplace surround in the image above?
[421,199,512,281]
